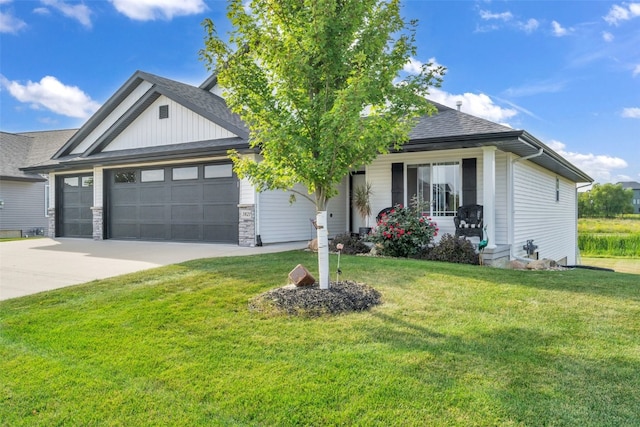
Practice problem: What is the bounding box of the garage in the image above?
[106,163,239,243]
[56,174,94,238]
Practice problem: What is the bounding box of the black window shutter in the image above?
[391,162,404,206]
[462,158,477,205]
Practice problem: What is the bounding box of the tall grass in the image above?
[579,234,640,257]
[578,217,640,258]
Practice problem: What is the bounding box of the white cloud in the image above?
[621,107,640,118]
[604,2,640,25]
[110,0,207,21]
[551,20,571,37]
[602,31,614,42]
[429,88,517,125]
[403,57,445,77]
[40,0,92,28]
[0,75,101,119]
[0,10,27,33]
[547,140,628,183]
[519,18,539,33]
[479,10,513,21]
[633,64,640,76]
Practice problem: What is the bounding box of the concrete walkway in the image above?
[0,238,306,301]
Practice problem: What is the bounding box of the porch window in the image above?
[407,162,461,216]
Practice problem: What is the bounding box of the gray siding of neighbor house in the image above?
[0,180,48,235]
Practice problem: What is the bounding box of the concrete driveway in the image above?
[0,238,306,301]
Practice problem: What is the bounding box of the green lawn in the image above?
[1,251,639,426]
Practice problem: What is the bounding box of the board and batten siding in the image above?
[104,96,236,152]
[513,160,577,264]
[367,149,487,240]
[0,180,48,234]
[71,81,154,155]
[257,179,348,244]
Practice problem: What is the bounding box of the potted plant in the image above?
[353,182,373,236]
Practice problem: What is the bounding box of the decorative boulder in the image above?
[509,260,527,270]
[288,264,316,287]
[307,238,318,252]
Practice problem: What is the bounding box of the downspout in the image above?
[510,147,544,262]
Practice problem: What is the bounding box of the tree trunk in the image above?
[316,210,330,289]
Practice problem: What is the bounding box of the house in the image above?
[21,70,592,265]
[0,129,77,237]
[618,181,640,214]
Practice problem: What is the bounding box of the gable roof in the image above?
[403,102,592,183]
[618,181,640,190]
[53,70,248,160]
[1,129,77,181]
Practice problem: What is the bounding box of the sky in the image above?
[1,0,638,184]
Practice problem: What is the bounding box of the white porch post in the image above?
[482,146,497,249]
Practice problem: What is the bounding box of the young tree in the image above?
[200,0,444,289]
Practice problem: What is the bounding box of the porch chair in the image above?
[454,204,483,239]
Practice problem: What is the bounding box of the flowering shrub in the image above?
[368,203,438,258]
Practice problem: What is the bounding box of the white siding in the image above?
[257,178,348,244]
[367,148,488,240]
[209,84,224,98]
[0,180,48,234]
[104,95,236,152]
[513,160,577,264]
[239,178,255,205]
[71,81,154,154]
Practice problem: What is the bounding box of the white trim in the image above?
[482,146,497,249]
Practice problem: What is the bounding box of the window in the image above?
[141,169,165,182]
[172,166,198,181]
[64,177,78,187]
[159,105,169,119]
[114,171,136,183]
[204,164,232,179]
[82,176,93,187]
[407,162,461,216]
[556,177,560,202]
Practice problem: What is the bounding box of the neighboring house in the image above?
[0,129,77,237]
[21,70,592,265]
[618,181,640,213]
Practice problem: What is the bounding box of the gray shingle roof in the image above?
[1,129,77,180]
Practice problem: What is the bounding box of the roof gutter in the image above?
[512,147,544,163]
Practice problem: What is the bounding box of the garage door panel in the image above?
[203,180,236,202]
[111,223,138,239]
[108,165,239,243]
[203,204,236,219]
[140,224,167,240]
[171,205,202,221]
[204,225,236,242]
[80,191,93,205]
[111,188,138,204]
[140,205,166,221]
[171,184,202,203]
[140,187,167,203]
[112,205,138,220]
[172,224,201,240]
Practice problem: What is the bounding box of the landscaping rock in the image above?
[249,281,382,316]
[526,259,557,270]
[307,239,318,252]
[288,264,316,287]
[509,260,527,270]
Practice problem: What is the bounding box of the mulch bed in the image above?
[249,280,382,317]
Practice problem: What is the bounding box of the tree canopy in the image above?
[200,0,444,210]
[578,183,633,218]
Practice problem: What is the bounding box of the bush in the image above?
[421,233,479,265]
[368,203,438,258]
[329,233,371,255]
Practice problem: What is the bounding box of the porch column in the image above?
[482,146,496,249]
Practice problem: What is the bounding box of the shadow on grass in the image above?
[368,311,640,425]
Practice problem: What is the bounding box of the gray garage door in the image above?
[57,174,94,238]
[107,163,239,243]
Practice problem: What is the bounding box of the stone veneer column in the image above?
[47,208,56,238]
[237,204,256,247]
[91,207,104,240]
